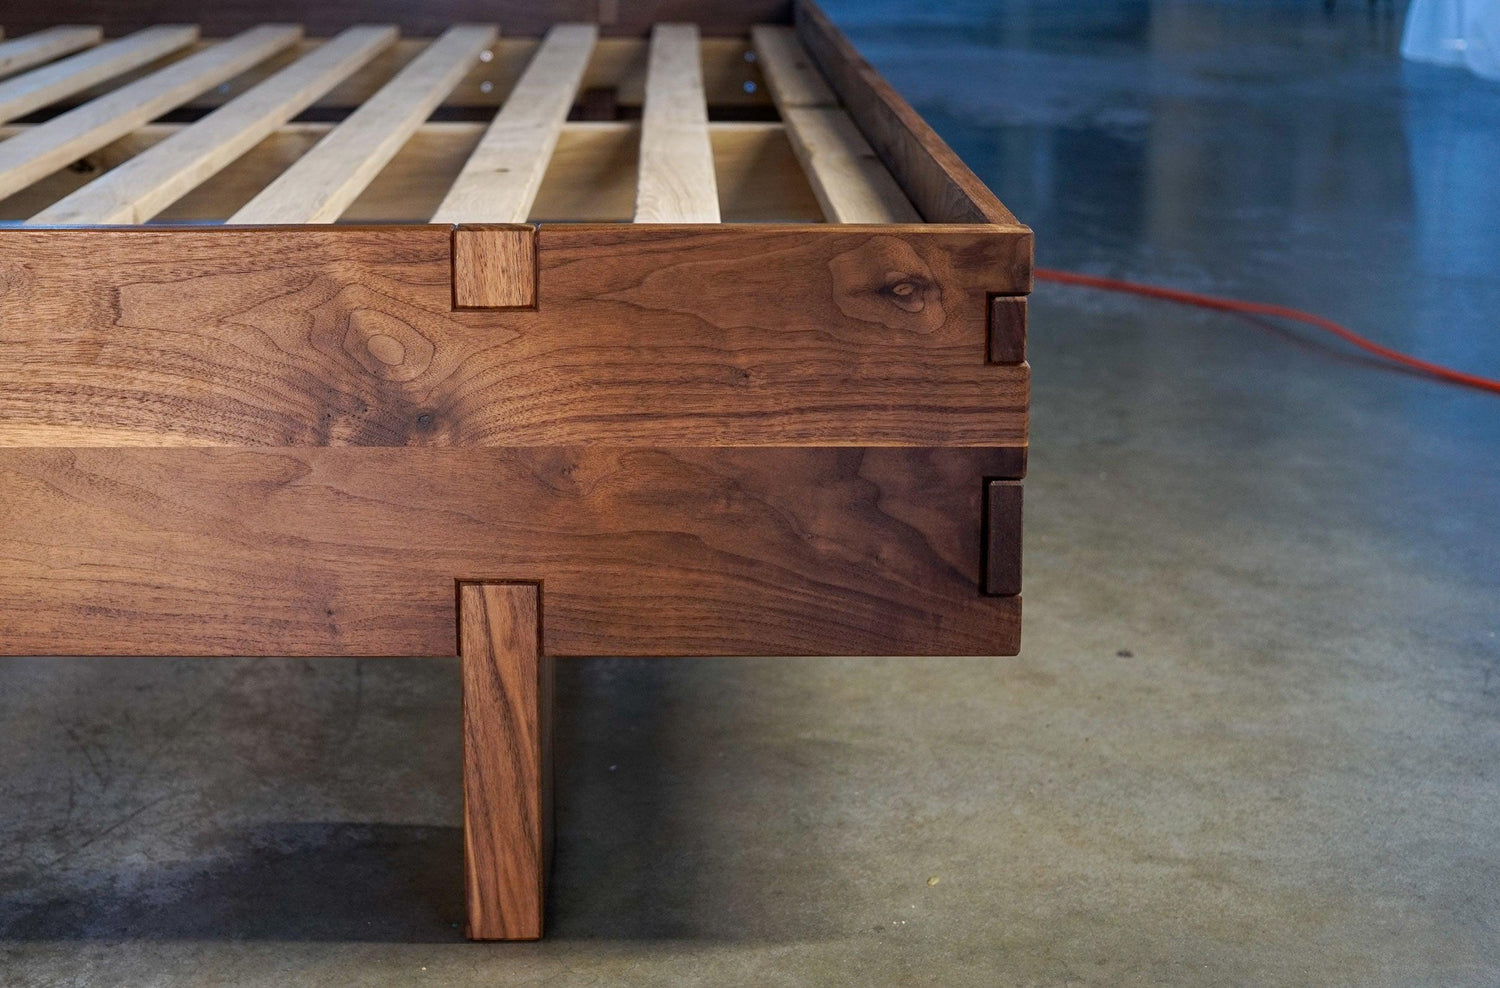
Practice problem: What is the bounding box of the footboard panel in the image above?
[0,446,1020,656]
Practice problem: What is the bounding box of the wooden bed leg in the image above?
[459,581,552,941]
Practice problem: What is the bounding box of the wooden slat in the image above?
[0,25,300,204]
[31,26,397,225]
[0,25,197,126]
[752,25,919,223]
[633,23,719,223]
[780,107,920,223]
[431,23,596,224]
[461,582,549,940]
[229,24,495,225]
[0,26,103,81]
[0,447,1022,657]
[749,24,833,108]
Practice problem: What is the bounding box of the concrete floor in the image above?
[4,2,1499,985]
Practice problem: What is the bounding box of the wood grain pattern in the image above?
[0,2,794,38]
[0,447,1021,657]
[461,582,549,941]
[453,225,537,308]
[432,23,597,224]
[795,0,1020,227]
[988,295,1027,365]
[634,23,719,223]
[985,480,1022,596]
[30,25,397,225]
[0,26,102,81]
[0,225,1029,447]
[0,25,299,204]
[229,25,495,224]
[0,24,197,126]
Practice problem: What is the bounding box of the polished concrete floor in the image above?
[4,2,1499,985]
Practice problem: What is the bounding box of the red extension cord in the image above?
[1033,267,1500,397]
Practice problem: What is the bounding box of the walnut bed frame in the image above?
[0,0,1030,939]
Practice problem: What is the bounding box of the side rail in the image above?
[0,222,1026,657]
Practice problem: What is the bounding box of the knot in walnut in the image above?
[343,308,435,383]
[365,333,406,365]
[828,236,945,332]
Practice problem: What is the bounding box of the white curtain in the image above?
[1402,0,1500,79]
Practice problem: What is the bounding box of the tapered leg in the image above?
[459,582,552,940]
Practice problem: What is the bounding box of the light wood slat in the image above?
[633,23,718,223]
[781,107,920,223]
[0,26,102,81]
[432,23,596,224]
[229,24,496,225]
[749,25,835,108]
[0,26,299,204]
[0,25,197,126]
[751,26,919,224]
[32,26,397,225]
